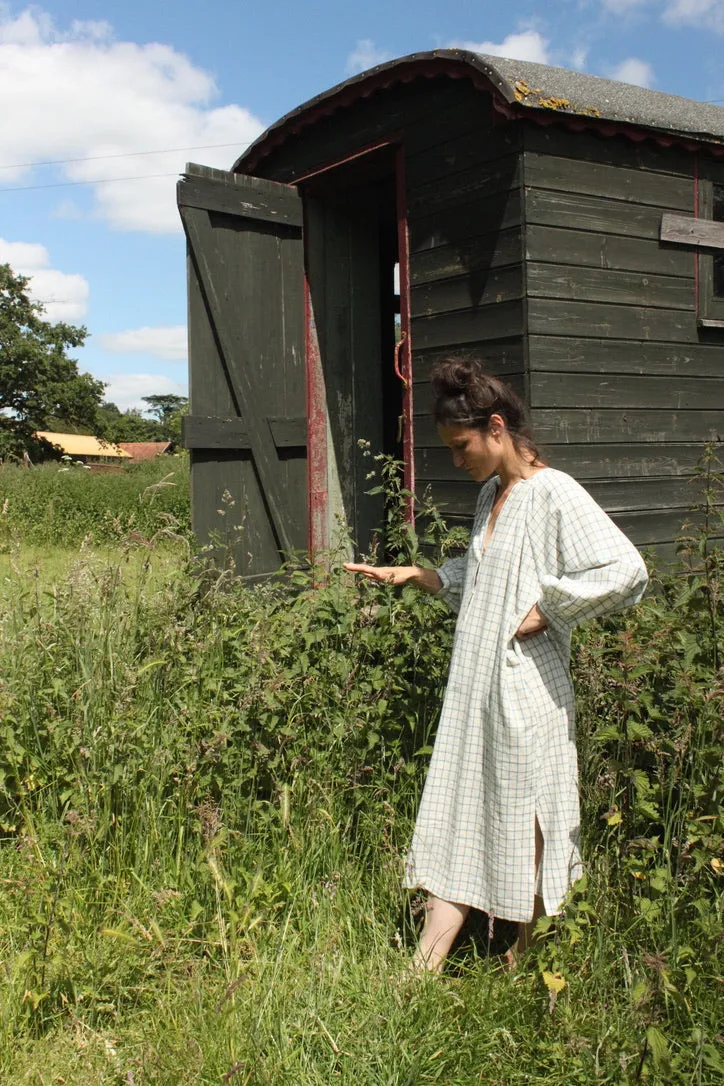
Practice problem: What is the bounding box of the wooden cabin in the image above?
[178,50,724,576]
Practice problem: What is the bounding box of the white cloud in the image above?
[600,0,652,12]
[52,199,84,220]
[570,46,588,71]
[607,57,656,87]
[663,0,724,32]
[0,237,89,321]
[345,39,393,75]
[102,373,188,413]
[0,8,265,234]
[99,326,187,362]
[451,30,551,65]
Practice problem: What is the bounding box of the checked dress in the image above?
[403,468,648,923]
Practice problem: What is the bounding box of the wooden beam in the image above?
[178,176,303,229]
[660,213,724,250]
[183,414,307,450]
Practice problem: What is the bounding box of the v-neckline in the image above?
[480,468,551,553]
[481,478,515,553]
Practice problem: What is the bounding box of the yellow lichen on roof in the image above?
[537,96,570,111]
[35,432,131,458]
[511,75,604,119]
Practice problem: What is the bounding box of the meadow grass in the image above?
[0,524,721,1085]
[0,456,191,549]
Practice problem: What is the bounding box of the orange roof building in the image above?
[118,442,172,460]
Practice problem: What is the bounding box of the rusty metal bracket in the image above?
[394,329,408,389]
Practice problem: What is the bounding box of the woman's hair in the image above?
[431,357,543,464]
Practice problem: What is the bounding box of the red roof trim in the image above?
[238,57,496,174]
[236,51,724,177]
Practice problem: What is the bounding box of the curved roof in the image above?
[236,49,724,174]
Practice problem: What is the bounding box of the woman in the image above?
[345,360,648,972]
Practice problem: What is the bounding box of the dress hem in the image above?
[402,875,562,926]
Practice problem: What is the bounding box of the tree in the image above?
[141,394,188,424]
[96,402,167,444]
[0,263,104,458]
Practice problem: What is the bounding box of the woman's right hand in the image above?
[343,563,442,594]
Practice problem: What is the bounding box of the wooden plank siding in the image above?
[522,123,724,552]
[256,78,494,184]
[405,90,525,522]
[242,82,722,557]
[252,76,527,540]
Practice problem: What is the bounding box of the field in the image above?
[0,457,721,1084]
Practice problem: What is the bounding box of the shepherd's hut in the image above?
[178,50,724,576]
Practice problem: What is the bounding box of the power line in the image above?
[0,141,243,172]
[0,172,178,193]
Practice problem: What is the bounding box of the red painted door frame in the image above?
[299,137,414,555]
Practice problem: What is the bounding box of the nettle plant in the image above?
[534,449,724,1013]
[194,455,467,816]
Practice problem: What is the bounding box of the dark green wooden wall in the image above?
[407,88,525,526]
[243,78,724,558]
[521,124,724,557]
[256,77,527,534]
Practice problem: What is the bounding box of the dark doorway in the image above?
[302,145,405,556]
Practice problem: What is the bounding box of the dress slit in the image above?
[533,812,545,907]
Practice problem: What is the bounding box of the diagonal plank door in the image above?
[178,163,307,576]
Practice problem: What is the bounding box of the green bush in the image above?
[0,456,191,547]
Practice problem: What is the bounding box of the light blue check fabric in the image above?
[404,469,648,922]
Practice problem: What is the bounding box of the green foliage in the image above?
[0,450,721,1082]
[141,393,188,424]
[95,401,168,443]
[93,398,188,444]
[0,457,191,548]
[0,263,104,458]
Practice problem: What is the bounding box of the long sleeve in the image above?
[436,556,468,615]
[530,473,648,632]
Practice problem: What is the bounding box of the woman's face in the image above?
[438,422,501,483]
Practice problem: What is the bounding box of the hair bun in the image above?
[430,355,543,465]
[431,358,479,398]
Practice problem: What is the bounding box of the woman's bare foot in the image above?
[414,895,470,973]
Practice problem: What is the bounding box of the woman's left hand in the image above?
[515,604,548,640]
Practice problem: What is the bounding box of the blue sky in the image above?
[2,0,723,412]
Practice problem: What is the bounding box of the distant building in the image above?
[118,441,173,461]
[35,431,131,464]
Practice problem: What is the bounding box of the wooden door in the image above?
[178,164,307,577]
[304,176,402,557]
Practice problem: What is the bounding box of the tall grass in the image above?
[0,454,721,1083]
[0,456,191,548]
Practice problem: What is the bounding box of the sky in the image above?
[1,0,723,413]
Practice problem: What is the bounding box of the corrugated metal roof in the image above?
[36,432,131,458]
[235,50,724,174]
